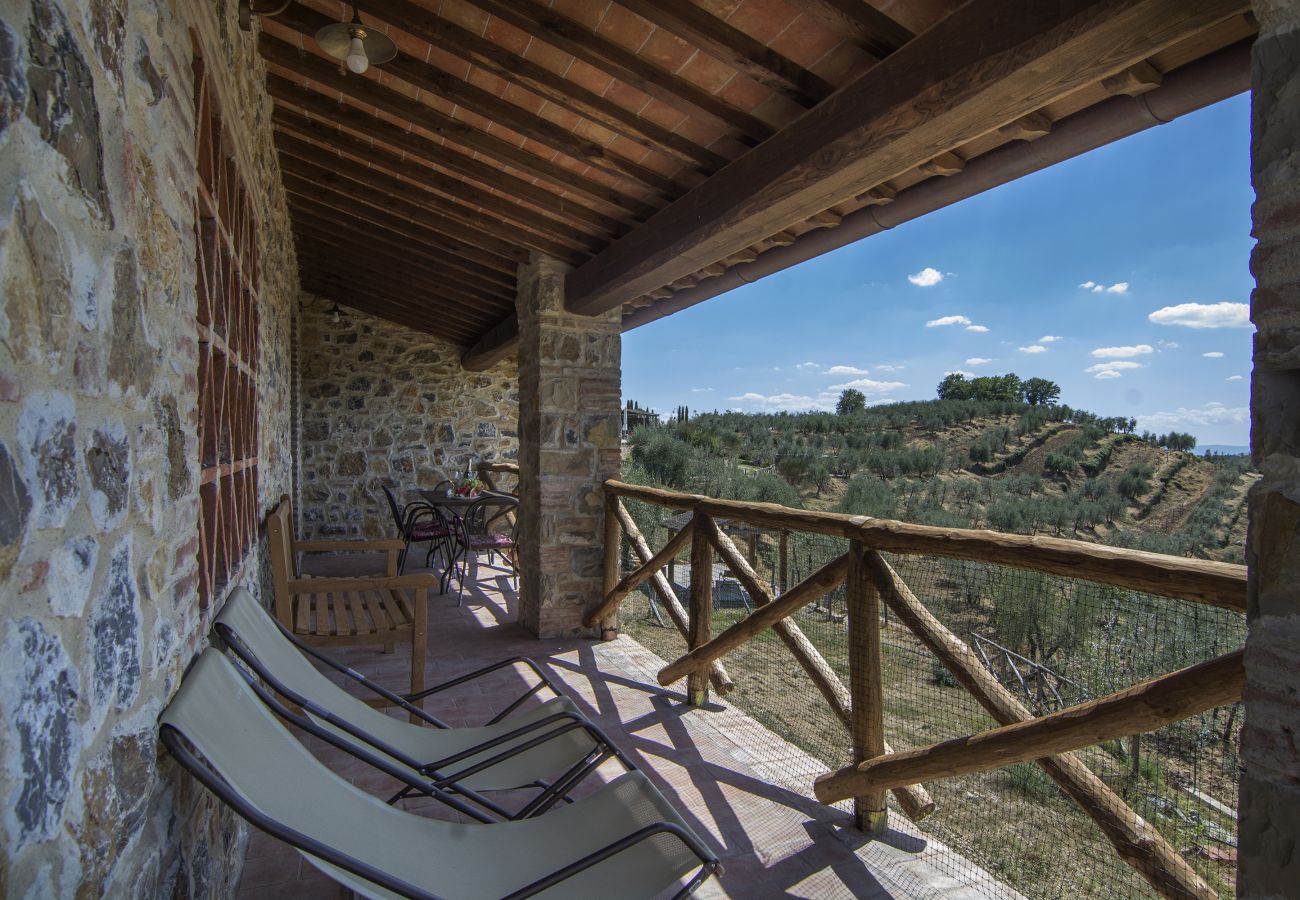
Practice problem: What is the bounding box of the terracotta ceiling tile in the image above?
[636,29,698,75]
[388,30,432,62]
[671,50,736,93]
[631,95,688,131]
[768,25,845,73]
[519,38,574,76]
[426,45,471,79]
[438,0,491,34]
[748,91,802,128]
[697,0,745,19]
[564,58,617,96]
[723,0,801,44]
[807,43,871,86]
[551,0,606,31]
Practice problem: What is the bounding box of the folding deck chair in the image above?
[215,588,632,819]
[160,650,721,899]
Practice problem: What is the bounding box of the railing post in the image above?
[779,530,789,593]
[687,514,714,706]
[600,492,621,635]
[847,539,888,833]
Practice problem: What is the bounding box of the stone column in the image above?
[1240,3,1300,895]
[515,254,622,638]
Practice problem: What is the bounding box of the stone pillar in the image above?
[1240,3,1300,895]
[515,254,622,638]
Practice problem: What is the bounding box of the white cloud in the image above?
[965,357,993,366]
[908,267,944,287]
[828,378,908,394]
[874,364,904,372]
[728,391,838,412]
[1148,301,1251,329]
[1018,345,1048,354]
[1038,335,1062,343]
[826,365,870,376]
[1202,351,1224,359]
[795,361,821,370]
[690,387,714,393]
[1091,344,1153,359]
[1227,375,1245,381]
[965,324,989,333]
[926,314,971,328]
[1140,402,1248,430]
[1086,361,1143,379]
[944,370,976,378]
[1079,280,1128,294]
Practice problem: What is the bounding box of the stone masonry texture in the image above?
[296,295,518,540]
[514,254,622,639]
[0,0,297,895]
[1241,2,1300,896]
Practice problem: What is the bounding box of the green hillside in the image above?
[625,396,1255,563]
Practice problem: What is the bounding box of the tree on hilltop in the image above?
[836,388,866,416]
[1023,377,1061,406]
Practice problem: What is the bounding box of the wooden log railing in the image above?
[598,480,1246,900]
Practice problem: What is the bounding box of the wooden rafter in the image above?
[565,0,1250,316]
[783,0,915,58]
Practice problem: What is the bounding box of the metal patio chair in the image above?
[160,650,721,900]
[448,494,520,604]
[382,485,451,574]
[215,587,634,820]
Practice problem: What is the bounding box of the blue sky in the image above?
[622,94,1255,446]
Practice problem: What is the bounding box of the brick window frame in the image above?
[193,58,260,609]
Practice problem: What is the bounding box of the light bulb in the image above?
[345,34,368,73]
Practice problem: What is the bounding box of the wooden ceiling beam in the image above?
[272,4,682,198]
[291,219,512,302]
[299,267,494,336]
[614,0,835,108]
[301,270,482,337]
[566,0,1248,315]
[284,187,517,291]
[292,226,514,318]
[349,0,727,172]
[273,106,612,246]
[301,282,477,344]
[459,0,774,145]
[259,33,656,221]
[296,255,503,332]
[461,313,521,372]
[275,129,595,262]
[783,0,915,59]
[267,75,629,235]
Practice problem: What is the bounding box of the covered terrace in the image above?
[0,0,1296,897]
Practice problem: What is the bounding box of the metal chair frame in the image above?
[448,494,520,603]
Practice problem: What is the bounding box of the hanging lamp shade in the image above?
[314,7,396,74]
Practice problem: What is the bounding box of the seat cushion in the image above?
[410,523,448,541]
[466,533,515,551]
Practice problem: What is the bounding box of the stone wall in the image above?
[0,0,298,895]
[1240,2,1300,895]
[296,295,519,540]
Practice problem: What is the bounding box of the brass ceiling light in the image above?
[315,5,396,75]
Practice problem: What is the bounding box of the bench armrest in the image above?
[295,538,406,553]
[287,573,440,594]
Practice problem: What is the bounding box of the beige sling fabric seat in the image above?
[160,651,720,899]
[215,588,629,813]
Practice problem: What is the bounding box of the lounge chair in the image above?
[160,650,721,899]
[215,588,633,819]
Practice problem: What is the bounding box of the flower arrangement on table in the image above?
[449,475,485,498]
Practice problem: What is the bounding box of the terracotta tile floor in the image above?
[234,556,1018,899]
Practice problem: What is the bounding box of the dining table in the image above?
[417,488,510,517]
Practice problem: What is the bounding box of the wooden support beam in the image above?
[917,150,965,177]
[259,33,656,220]
[266,75,629,234]
[855,184,897,206]
[782,0,914,59]
[602,481,1248,612]
[290,221,514,308]
[615,0,835,107]
[297,269,495,337]
[458,0,775,144]
[1102,59,1164,96]
[611,501,734,695]
[703,518,934,823]
[815,648,1244,801]
[460,315,520,372]
[601,492,622,632]
[656,552,849,687]
[565,0,1247,315]
[846,540,887,832]
[860,552,1216,900]
[997,111,1054,141]
[299,279,477,342]
[686,520,714,706]
[586,516,696,628]
[272,4,681,197]
[283,184,518,286]
[348,0,728,172]
[277,137,586,265]
[274,106,608,251]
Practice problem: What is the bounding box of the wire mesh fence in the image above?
[615,502,1243,900]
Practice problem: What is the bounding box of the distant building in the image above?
[622,400,660,432]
